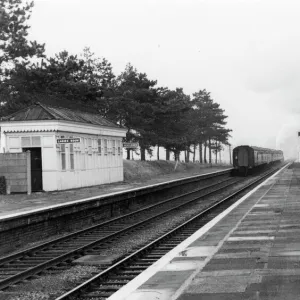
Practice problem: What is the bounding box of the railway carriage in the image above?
[233,145,284,175]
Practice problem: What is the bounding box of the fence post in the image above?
[26,151,31,195]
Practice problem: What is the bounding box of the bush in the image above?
[0,176,6,195]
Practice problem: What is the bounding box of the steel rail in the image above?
[55,166,283,300]
[0,174,236,290]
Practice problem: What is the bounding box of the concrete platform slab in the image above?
[108,164,300,300]
[0,167,230,220]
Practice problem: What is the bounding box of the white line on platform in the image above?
[227,236,275,241]
[107,164,289,300]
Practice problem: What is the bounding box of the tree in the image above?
[192,90,213,163]
[0,0,45,64]
[108,64,159,160]
[192,90,231,164]
[0,46,116,116]
[0,0,45,115]
[153,88,192,161]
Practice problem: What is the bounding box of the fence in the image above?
[0,152,31,194]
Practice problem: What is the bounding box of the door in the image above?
[23,148,43,191]
[238,147,248,167]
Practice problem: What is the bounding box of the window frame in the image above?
[104,139,108,155]
[112,140,116,155]
[98,138,102,155]
[61,143,66,171]
[70,143,75,170]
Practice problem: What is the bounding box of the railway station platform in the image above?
[0,167,228,220]
[109,163,300,300]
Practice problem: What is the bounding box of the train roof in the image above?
[233,145,283,153]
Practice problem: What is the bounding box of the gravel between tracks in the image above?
[4,175,231,257]
[5,170,278,300]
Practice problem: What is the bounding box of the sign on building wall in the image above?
[57,138,81,144]
[123,142,139,148]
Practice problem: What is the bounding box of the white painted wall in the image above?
[0,120,127,191]
[54,132,124,191]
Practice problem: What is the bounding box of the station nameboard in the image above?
[57,138,81,144]
[123,142,139,148]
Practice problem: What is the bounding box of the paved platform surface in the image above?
[0,167,227,219]
[109,164,300,300]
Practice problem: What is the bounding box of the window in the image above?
[88,138,92,155]
[21,137,31,147]
[104,139,108,155]
[98,139,102,155]
[118,140,121,155]
[61,144,66,170]
[32,136,41,147]
[112,140,116,155]
[81,150,85,169]
[70,143,74,170]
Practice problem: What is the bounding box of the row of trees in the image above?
[0,0,232,162]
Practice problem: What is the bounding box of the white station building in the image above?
[0,103,127,191]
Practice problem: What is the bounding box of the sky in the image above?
[27,0,300,157]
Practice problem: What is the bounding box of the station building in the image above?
[0,103,127,191]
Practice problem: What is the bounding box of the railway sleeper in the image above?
[17,258,49,262]
[6,261,45,265]
[81,292,111,298]
[61,243,92,247]
[40,270,63,275]
[131,262,153,266]
[96,285,122,291]
[179,230,196,234]
[49,266,68,270]
[127,266,148,270]
[153,246,174,250]
[109,275,136,280]
[105,279,131,285]
[0,267,29,271]
[121,270,142,275]
[147,251,168,255]
[27,275,41,280]
[72,238,100,242]
[40,249,70,253]
[0,271,19,275]
[30,254,61,258]
[1,264,36,269]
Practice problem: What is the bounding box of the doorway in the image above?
[23,147,43,191]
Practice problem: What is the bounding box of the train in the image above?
[233,145,284,175]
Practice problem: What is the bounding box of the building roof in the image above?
[1,102,123,129]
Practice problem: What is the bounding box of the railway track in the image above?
[0,172,237,291]
[54,166,283,300]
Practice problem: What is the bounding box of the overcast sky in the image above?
[28,0,300,154]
